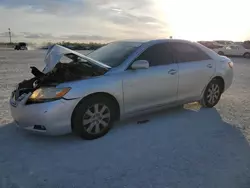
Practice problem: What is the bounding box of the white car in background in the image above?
[213,40,235,47]
[214,45,250,58]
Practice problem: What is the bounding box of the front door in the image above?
[122,43,179,113]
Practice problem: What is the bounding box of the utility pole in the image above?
[8,28,12,43]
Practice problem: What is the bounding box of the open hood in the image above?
[43,44,111,73]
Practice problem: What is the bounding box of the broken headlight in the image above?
[29,87,71,102]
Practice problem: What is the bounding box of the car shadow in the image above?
[0,106,250,188]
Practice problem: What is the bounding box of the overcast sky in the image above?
[0,0,249,43]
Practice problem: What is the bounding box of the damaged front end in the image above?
[12,45,110,104]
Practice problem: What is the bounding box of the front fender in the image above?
[57,75,124,111]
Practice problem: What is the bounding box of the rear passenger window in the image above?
[135,43,174,67]
[170,43,211,63]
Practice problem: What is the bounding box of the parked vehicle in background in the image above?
[213,40,234,47]
[234,41,243,45]
[198,41,223,49]
[10,39,234,140]
[214,45,250,58]
[14,42,28,50]
[243,41,250,49]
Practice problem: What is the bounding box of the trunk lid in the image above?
[43,44,111,73]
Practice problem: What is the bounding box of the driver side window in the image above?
[135,43,174,67]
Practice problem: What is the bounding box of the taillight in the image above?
[228,62,233,68]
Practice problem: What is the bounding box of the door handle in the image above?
[207,64,212,68]
[168,69,177,75]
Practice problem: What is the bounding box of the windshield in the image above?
[87,41,142,67]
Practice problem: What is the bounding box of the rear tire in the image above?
[243,52,250,58]
[200,79,223,108]
[72,96,116,140]
[218,51,224,55]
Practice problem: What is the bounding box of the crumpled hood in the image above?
[43,44,111,73]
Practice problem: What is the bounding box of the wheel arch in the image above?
[243,52,250,57]
[201,76,225,98]
[71,92,121,131]
[212,76,225,92]
[200,76,224,108]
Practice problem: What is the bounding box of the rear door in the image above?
[228,45,241,56]
[224,45,241,56]
[234,45,246,56]
[169,42,215,101]
[122,43,178,113]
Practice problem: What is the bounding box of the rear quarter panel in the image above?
[194,43,233,95]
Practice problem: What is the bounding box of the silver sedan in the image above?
[10,39,234,139]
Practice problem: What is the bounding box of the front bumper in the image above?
[10,93,81,135]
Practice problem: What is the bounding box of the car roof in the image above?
[214,40,234,42]
[115,38,194,45]
[227,44,242,47]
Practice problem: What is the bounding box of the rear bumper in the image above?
[10,95,81,135]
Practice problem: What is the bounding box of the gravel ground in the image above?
[0,50,250,188]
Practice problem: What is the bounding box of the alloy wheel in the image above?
[207,83,220,105]
[82,103,111,134]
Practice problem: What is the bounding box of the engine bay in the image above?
[14,52,108,101]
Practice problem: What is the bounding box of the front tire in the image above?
[200,79,223,108]
[243,52,250,58]
[72,96,116,140]
[218,51,224,55]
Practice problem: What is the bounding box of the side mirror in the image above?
[131,60,149,70]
